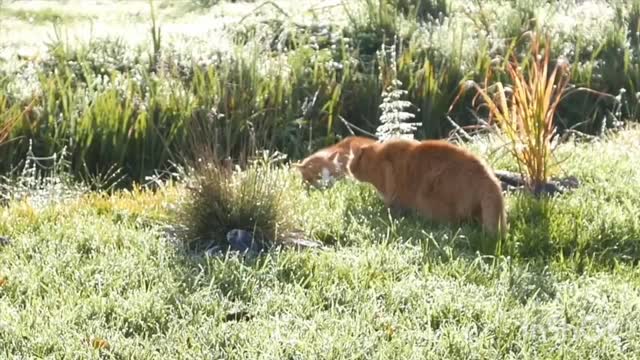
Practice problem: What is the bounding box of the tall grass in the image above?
[0,97,23,146]
[0,37,362,181]
[1,0,640,181]
[470,33,569,191]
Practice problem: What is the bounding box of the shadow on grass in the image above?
[332,184,640,269]
[337,185,503,257]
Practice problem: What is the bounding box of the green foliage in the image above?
[2,0,640,182]
[1,130,640,357]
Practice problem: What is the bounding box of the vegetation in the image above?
[376,39,422,140]
[180,153,301,251]
[462,33,572,192]
[1,0,640,357]
[1,128,640,357]
[1,0,640,182]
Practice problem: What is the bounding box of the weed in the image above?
[376,39,421,140]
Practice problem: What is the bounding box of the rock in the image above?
[0,236,11,247]
[203,230,324,256]
[227,229,262,253]
[281,231,325,251]
[533,182,563,197]
[201,230,264,258]
[494,170,526,188]
[494,170,580,197]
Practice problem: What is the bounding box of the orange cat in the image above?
[347,138,507,236]
[293,136,377,187]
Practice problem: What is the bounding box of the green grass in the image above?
[2,0,640,182]
[1,129,639,358]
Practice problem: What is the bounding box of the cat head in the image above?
[292,151,341,186]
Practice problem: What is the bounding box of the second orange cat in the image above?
[347,138,507,236]
[293,136,377,187]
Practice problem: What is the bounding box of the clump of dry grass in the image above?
[179,154,300,252]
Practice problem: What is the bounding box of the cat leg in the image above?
[380,160,397,208]
[389,204,412,218]
[416,196,454,224]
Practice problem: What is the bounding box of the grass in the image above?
[1,128,640,357]
[180,156,302,251]
[2,0,640,182]
[1,2,640,355]
[0,7,88,25]
[466,32,572,192]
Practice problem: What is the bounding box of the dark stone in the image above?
[533,182,563,197]
[226,229,262,253]
[280,230,325,251]
[203,229,325,256]
[494,170,580,197]
[202,229,263,258]
[0,236,11,247]
[494,170,526,188]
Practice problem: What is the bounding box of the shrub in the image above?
[179,153,300,251]
[2,0,638,183]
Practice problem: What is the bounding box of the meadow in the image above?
[1,0,640,358]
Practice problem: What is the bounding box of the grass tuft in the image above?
[179,156,301,251]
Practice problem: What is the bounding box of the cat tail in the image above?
[481,188,508,237]
[498,205,508,238]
